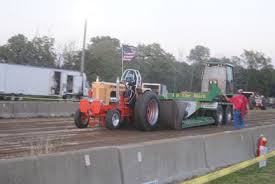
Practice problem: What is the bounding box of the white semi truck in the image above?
[0,63,89,100]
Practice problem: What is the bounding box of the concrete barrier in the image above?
[0,101,78,118]
[1,124,275,184]
[48,102,60,117]
[0,147,122,184]
[37,102,50,117]
[0,102,13,118]
[118,136,209,184]
[50,102,77,117]
[13,102,38,118]
[118,125,275,184]
[203,129,255,169]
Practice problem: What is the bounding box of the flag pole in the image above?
[121,44,124,76]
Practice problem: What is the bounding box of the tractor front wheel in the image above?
[135,91,160,131]
[74,109,89,128]
[106,109,122,130]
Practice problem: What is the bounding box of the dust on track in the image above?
[0,109,274,159]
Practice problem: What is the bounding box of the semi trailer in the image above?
[75,62,235,131]
[0,63,89,100]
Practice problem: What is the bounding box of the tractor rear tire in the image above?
[214,105,224,126]
[74,109,89,128]
[106,109,122,130]
[223,105,232,125]
[134,91,160,131]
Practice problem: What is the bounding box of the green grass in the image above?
[207,156,275,184]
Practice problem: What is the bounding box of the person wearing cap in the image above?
[224,89,248,129]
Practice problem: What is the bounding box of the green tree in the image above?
[188,45,210,64]
[230,56,248,91]
[62,42,81,70]
[31,36,56,67]
[231,56,243,66]
[85,36,121,82]
[240,50,273,93]
[172,61,191,92]
[258,68,273,96]
[0,34,56,67]
[187,45,211,91]
[0,34,31,64]
[241,50,272,70]
[126,43,181,92]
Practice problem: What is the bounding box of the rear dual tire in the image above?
[214,105,224,126]
[134,91,160,131]
[223,105,233,125]
[214,105,232,126]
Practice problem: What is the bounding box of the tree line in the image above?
[0,34,274,96]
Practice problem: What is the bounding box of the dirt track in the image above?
[0,110,275,159]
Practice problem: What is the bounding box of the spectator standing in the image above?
[224,89,248,129]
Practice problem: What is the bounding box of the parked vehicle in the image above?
[0,63,89,100]
[242,91,267,110]
[267,97,275,109]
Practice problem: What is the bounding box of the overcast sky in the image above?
[1,0,274,62]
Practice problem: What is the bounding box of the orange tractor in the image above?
[74,69,167,131]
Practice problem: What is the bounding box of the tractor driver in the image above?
[124,72,136,106]
[224,89,248,129]
[125,72,136,87]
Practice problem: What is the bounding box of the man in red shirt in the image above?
[224,89,248,129]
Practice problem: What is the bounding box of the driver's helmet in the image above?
[125,73,135,83]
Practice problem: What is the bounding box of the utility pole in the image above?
[80,19,87,95]
[80,19,87,73]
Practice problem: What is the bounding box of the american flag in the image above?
[122,45,136,61]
